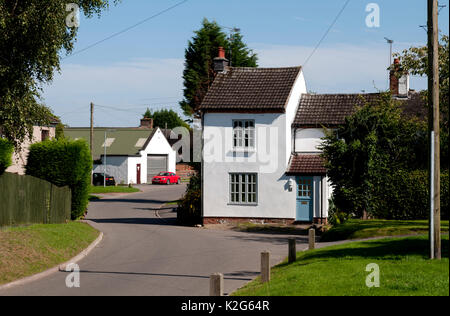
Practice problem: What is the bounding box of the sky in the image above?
[43,0,449,127]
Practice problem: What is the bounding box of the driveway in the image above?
[0,184,312,296]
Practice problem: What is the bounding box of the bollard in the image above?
[288,238,296,263]
[261,251,270,283]
[209,273,224,296]
[309,228,315,250]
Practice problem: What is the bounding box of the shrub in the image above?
[0,139,14,174]
[177,190,201,226]
[26,138,92,219]
[371,169,449,220]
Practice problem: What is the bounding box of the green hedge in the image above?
[0,139,14,174]
[26,139,92,219]
[177,189,201,226]
[371,169,449,220]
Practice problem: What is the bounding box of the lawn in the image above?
[0,222,99,285]
[89,185,140,194]
[232,235,449,296]
[321,219,449,242]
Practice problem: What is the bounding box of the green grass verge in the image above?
[0,222,99,285]
[89,185,140,194]
[232,235,449,296]
[321,219,449,242]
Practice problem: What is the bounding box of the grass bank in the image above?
[233,235,449,296]
[89,185,140,194]
[0,222,99,285]
[321,219,449,242]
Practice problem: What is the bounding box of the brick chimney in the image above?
[390,58,409,97]
[140,118,154,129]
[213,47,229,73]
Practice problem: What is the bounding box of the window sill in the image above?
[227,203,258,207]
[232,147,256,153]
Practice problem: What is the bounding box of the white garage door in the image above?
[147,155,168,178]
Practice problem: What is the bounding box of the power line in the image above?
[62,0,189,60]
[303,0,351,67]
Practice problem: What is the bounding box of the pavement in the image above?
[0,183,315,296]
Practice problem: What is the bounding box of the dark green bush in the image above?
[26,138,92,219]
[0,139,14,174]
[372,169,449,220]
[177,189,201,226]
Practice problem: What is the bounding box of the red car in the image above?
[152,172,181,185]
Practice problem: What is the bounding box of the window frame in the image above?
[229,173,258,205]
[232,119,255,150]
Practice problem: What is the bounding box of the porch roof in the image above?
[286,154,327,175]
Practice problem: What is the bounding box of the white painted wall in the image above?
[294,128,325,153]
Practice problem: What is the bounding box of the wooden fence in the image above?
[0,172,71,227]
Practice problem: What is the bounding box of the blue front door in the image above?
[296,176,313,221]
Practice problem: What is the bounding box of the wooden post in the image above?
[309,228,315,250]
[209,273,223,296]
[288,238,296,263]
[427,0,441,259]
[90,102,94,185]
[261,251,270,283]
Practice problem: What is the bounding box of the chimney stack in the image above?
[390,58,409,98]
[214,46,229,73]
[140,118,154,129]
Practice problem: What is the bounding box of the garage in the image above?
[147,155,168,179]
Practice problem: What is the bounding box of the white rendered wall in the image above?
[203,112,296,219]
[294,128,325,153]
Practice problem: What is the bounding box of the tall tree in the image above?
[0,0,119,150]
[179,18,258,116]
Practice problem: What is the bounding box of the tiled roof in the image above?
[200,67,302,112]
[286,154,327,175]
[293,92,426,127]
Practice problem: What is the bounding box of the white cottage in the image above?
[199,57,425,224]
[64,127,176,185]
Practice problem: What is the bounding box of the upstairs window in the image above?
[233,120,255,149]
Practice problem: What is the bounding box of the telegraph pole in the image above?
[90,102,94,185]
[427,0,440,259]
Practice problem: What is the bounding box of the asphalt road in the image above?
[1,184,311,296]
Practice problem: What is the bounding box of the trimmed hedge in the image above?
[371,169,449,220]
[26,139,92,219]
[0,139,14,174]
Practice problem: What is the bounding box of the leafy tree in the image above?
[142,108,190,130]
[0,0,119,150]
[320,93,428,218]
[179,18,258,116]
[394,34,449,166]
